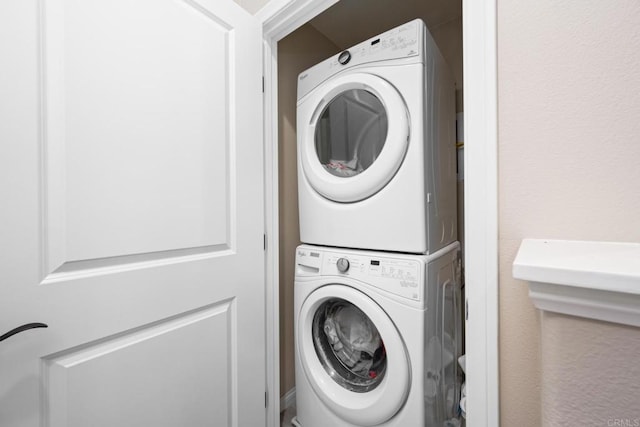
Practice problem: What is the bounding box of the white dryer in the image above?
[293,243,462,427]
[296,19,457,254]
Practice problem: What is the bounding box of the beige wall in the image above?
[541,313,640,425]
[498,0,640,425]
[430,17,463,107]
[277,25,340,397]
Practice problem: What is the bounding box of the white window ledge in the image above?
[513,239,640,327]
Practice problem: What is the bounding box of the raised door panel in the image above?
[45,303,233,427]
[43,0,234,276]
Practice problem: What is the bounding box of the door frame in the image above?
[257,0,499,426]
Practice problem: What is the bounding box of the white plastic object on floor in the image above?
[458,354,467,374]
[458,354,467,419]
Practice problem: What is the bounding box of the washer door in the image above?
[300,72,410,203]
[297,284,410,426]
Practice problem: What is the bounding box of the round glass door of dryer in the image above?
[314,89,388,179]
[301,72,409,203]
[297,284,410,426]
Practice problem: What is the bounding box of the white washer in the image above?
[293,243,462,427]
[296,19,457,254]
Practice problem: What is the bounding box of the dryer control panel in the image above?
[297,19,425,101]
[296,247,424,302]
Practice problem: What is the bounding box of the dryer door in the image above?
[297,284,410,426]
[300,72,410,203]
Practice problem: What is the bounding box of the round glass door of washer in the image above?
[301,73,410,203]
[297,284,410,426]
[312,298,387,392]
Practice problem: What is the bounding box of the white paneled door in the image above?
[0,0,264,426]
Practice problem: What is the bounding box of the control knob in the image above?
[336,258,350,273]
[338,50,351,65]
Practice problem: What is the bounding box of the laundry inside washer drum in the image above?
[312,298,387,393]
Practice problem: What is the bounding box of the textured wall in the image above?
[498,0,640,425]
[541,313,640,426]
[277,25,340,397]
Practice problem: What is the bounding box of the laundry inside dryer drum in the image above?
[315,89,388,178]
[312,298,386,392]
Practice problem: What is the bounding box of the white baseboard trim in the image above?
[280,387,296,412]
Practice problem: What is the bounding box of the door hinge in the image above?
[263,234,267,250]
[465,298,469,321]
[265,391,268,408]
[262,76,265,93]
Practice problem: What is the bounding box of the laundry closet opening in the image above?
[276,0,464,423]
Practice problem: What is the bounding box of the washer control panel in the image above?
[296,247,424,301]
[323,253,422,302]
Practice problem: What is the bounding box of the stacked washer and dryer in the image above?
[292,20,463,427]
